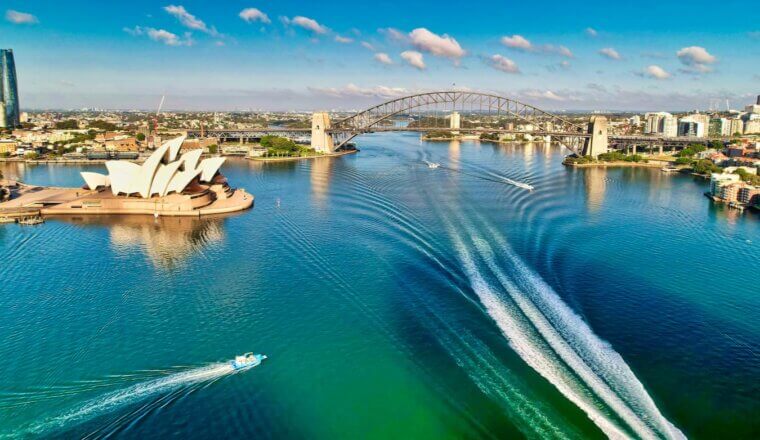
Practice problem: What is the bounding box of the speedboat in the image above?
[231,352,267,370]
[502,177,534,191]
[424,160,440,169]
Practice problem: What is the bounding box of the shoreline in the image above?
[247,149,358,162]
[564,160,675,169]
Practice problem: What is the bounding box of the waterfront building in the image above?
[710,173,741,197]
[0,139,17,154]
[737,186,760,205]
[80,135,226,197]
[0,49,21,129]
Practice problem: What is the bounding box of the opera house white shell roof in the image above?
[81,135,226,198]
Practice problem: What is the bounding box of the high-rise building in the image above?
[728,118,744,135]
[0,49,21,129]
[678,120,705,137]
[709,118,732,137]
[644,112,677,136]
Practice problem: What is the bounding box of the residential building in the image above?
[679,114,709,137]
[737,186,760,205]
[728,118,744,135]
[0,49,21,129]
[710,173,740,197]
[104,136,137,151]
[709,118,732,137]
[644,112,677,137]
[678,120,705,137]
[744,119,760,134]
[719,182,745,203]
[0,139,17,154]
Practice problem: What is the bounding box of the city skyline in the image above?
[2,0,759,111]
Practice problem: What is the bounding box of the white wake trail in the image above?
[20,363,235,438]
[443,210,685,439]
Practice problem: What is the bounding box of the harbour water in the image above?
[1,133,758,439]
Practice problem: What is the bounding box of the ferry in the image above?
[231,353,267,370]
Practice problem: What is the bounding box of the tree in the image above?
[691,159,722,175]
[136,133,146,141]
[89,120,117,131]
[208,144,218,154]
[55,119,78,129]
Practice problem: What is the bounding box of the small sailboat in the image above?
[231,353,267,371]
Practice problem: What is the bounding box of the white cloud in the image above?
[642,65,671,79]
[676,46,716,73]
[239,8,270,24]
[124,26,192,46]
[598,47,621,60]
[334,35,353,44]
[501,34,532,50]
[401,50,425,70]
[487,54,520,74]
[408,28,465,60]
[287,16,329,34]
[374,53,393,65]
[164,5,218,36]
[585,27,598,37]
[361,41,376,51]
[308,83,409,99]
[5,9,38,24]
[123,26,144,36]
[522,90,567,101]
[546,60,572,72]
[380,27,407,42]
[500,34,573,57]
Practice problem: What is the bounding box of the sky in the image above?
[2,0,759,111]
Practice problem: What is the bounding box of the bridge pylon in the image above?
[582,116,609,157]
[311,112,335,154]
[450,111,461,135]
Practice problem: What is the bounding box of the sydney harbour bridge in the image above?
[186,91,719,157]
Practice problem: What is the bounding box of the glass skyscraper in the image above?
[1,49,21,129]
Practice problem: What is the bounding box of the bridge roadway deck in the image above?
[187,128,725,146]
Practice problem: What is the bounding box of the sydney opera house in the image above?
[35,136,253,216]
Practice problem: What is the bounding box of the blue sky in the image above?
[2,0,759,111]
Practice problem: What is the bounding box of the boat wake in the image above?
[19,362,238,438]
[443,209,685,440]
[499,176,534,191]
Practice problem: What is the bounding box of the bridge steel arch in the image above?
[329,91,589,154]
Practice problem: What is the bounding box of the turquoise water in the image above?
[1,134,758,439]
